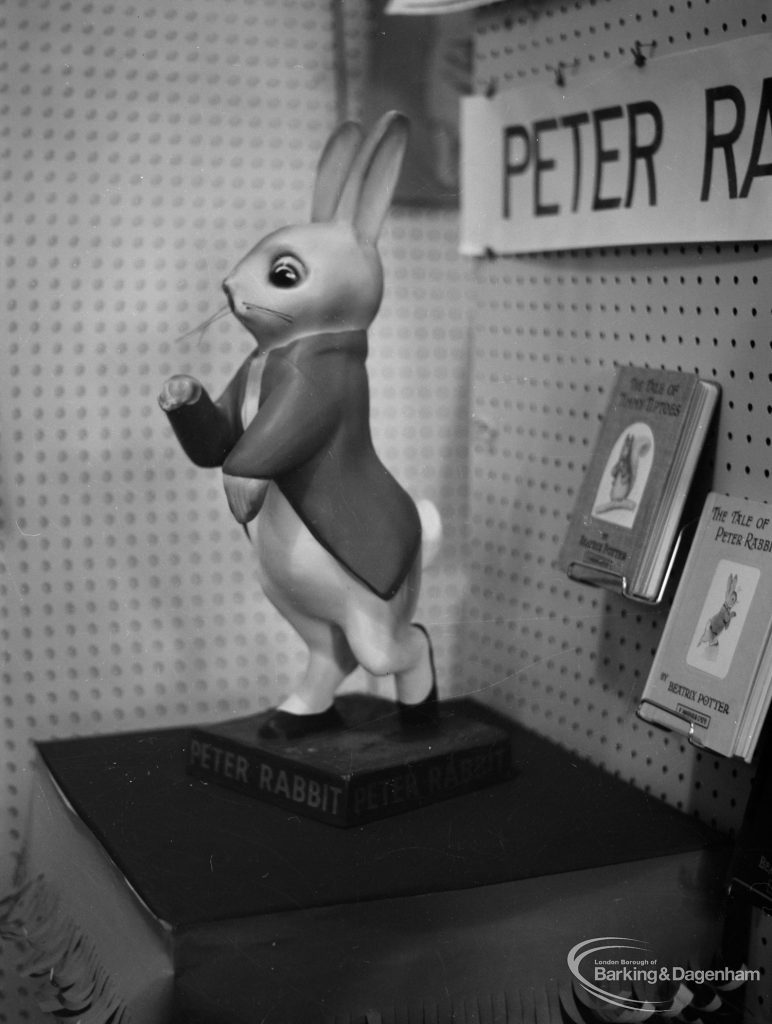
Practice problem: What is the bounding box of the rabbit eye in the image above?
[269,256,304,288]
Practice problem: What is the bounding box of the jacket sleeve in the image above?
[164,356,254,468]
[222,358,340,480]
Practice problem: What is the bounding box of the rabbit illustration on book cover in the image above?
[159,112,442,740]
[594,430,652,516]
[698,572,739,648]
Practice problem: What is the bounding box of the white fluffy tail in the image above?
[417,499,442,569]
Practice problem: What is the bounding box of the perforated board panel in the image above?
[465,6,772,1012]
[462,0,769,831]
[465,1,770,830]
[0,1,471,1018]
[745,905,772,1021]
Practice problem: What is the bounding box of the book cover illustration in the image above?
[591,425,654,526]
[687,563,758,678]
[639,493,772,759]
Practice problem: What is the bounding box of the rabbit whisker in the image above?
[242,303,294,324]
[171,304,231,346]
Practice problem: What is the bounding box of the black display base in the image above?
[186,694,514,826]
[26,711,730,1023]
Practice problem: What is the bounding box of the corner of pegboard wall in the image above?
[462,0,771,834]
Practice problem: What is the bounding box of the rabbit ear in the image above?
[311,121,365,223]
[334,110,409,244]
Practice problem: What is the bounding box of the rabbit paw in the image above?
[158,374,203,412]
[223,473,269,524]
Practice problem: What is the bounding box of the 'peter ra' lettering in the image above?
[701,79,772,200]
[502,101,664,218]
[501,77,772,219]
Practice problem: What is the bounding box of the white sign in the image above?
[461,34,772,254]
[386,0,494,12]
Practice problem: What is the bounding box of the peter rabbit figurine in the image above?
[158,112,441,740]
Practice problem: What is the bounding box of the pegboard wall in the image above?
[465,0,772,830]
[1,1,471,1018]
[463,2,772,1017]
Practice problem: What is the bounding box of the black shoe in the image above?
[258,705,343,741]
[398,623,439,730]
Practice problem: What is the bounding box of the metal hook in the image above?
[549,59,580,88]
[631,40,657,68]
[485,77,498,98]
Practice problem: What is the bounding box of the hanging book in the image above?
[558,365,719,603]
[638,492,772,762]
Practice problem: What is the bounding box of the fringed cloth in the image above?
[0,871,131,1024]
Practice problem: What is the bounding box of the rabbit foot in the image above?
[398,624,439,731]
[258,705,344,742]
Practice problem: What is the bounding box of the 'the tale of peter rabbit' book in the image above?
[558,365,719,602]
[638,493,772,762]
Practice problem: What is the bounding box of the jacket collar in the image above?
[274,329,368,363]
